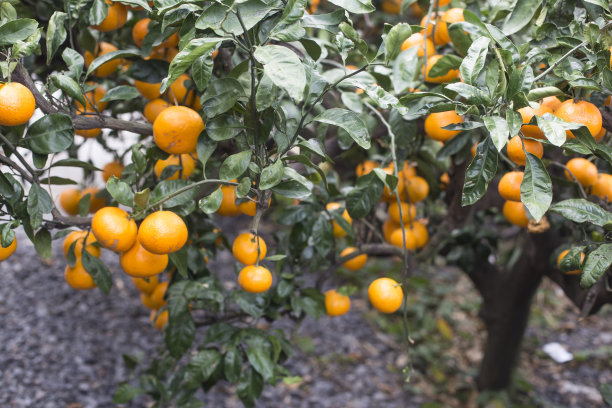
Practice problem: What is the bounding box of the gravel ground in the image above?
[1,230,610,408]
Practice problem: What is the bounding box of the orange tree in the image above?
[0,0,612,405]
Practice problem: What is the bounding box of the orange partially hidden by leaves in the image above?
[91,0,127,32]
[134,80,162,100]
[407,220,429,248]
[401,32,434,57]
[325,290,351,316]
[390,227,417,250]
[424,55,460,83]
[144,98,171,123]
[307,0,320,14]
[498,171,524,202]
[84,42,120,77]
[102,161,124,182]
[0,82,36,126]
[138,211,189,254]
[557,249,585,275]
[554,99,603,138]
[65,261,97,290]
[63,230,100,258]
[154,154,196,180]
[80,187,106,213]
[326,202,353,238]
[238,265,273,293]
[541,96,562,112]
[76,83,107,112]
[380,165,405,202]
[168,74,196,106]
[153,106,204,154]
[506,135,543,166]
[424,111,463,141]
[564,158,598,187]
[0,237,17,261]
[518,104,553,140]
[238,200,257,216]
[388,201,416,224]
[132,18,150,47]
[141,293,157,310]
[59,188,81,216]
[439,8,465,44]
[217,182,241,216]
[502,201,529,228]
[132,276,159,295]
[340,247,367,270]
[150,310,169,330]
[232,233,267,265]
[381,0,401,14]
[150,281,169,309]
[368,277,403,314]
[91,207,138,252]
[382,218,400,243]
[405,176,429,203]
[420,12,446,45]
[75,123,102,138]
[355,160,379,177]
[592,173,612,202]
[120,240,169,277]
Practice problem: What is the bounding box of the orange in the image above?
[380,165,405,202]
[102,161,124,182]
[75,123,102,138]
[507,135,543,166]
[75,83,107,112]
[307,0,320,13]
[59,188,81,216]
[150,309,169,330]
[64,261,96,290]
[554,99,603,138]
[420,12,447,45]
[368,277,403,313]
[153,106,204,154]
[84,42,120,77]
[592,173,612,202]
[167,74,196,106]
[438,8,465,44]
[120,240,169,277]
[238,200,257,216]
[0,237,17,261]
[518,104,554,140]
[238,265,273,293]
[340,247,367,270]
[401,32,434,57]
[498,171,524,202]
[388,201,416,224]
[132,18,150,48]
[564,158,598,187]
[134,80,162,100]
[217,182,241,216]
[326,202,352,238]
[402,162,417,179]
[541,96,562,112]
[502,201,529,228]
[91,0,127,32]
[144,98,171,123]
[407,220,428,248]
[138,211,188,254]
[381,0,401,14]
[410,2,423,18]
[148,47,179,62]
[91,207,138,252]
[132,276,159,295]
[141,293,157,309]
[154,154,196,180]
[424,111,463,141]
[557,249,585,275]
[382,218,400,243]
[62,230,101,258]
[325,289,351,316]
[355,160,379,177]
[440,172,450,189]
[0,82,36,126]
[80,187,106,213]
[424,55,460,83]
[150,281,168,309]
[232,233,267,265]
[405,176,429,203]
[471,141,478,157]
[390,227,417,250]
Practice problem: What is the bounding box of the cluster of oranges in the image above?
[232,233,273,293]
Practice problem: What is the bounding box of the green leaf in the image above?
[483,116,509,151]
[33,228,52,259]
[237,367,264,408]
[392,48,419,93]
[184,348,223,389]
[580,244,612,289]
[160,37,221,93]
[62,48,84,80]
[50,74,86,106]
[384,23,418,63]
[51,158,98,171]
[113,383,144,404]
[558,247,586,274]
[27,184,53,229]
[550,199,612,227]
[196,0,271,35]
[26,114,74,154]
[459,37,490,86]
[166,312,196,358]
[346,172,384,218]
[445,82,491,105]
[600,384,612,406]
[314,108,370,149]
[223,348,242,383]
[502,0,544,35]
[327,0,375,13]
[462,138,498,206]
[99,85,140,103]
[38,176,78,185]
[196,134,216,169]
[259,160,284,190]
[82,251,112,294]
[312,213,334,256]
[428,54,462,78]
[192,53,214,91]
[245,337,275,383]
[150,180,198,208]
[219,151,252,181]
[253,45,306,102]
[86,50,140,78]
[46,12,67,64]
[206,115,243,141]
[536,113,578,147]
[201,78,244,118]
[106,176,134,207]
[0,18,37,47]
[527,87,563,101]
[88,0,109,25]
[199,187,223,214]
[520,153,552,222]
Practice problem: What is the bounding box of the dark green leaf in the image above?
[33,228,52,259]
[580,244,612,289]
[201,78,244,118]
[314,108,370,149]
[150,180,198,208]
[237,367,264,408]
[106,176,134,207]
[462,138,498,206]
[199,187,223,214]
[0,18,37,47]
[46,12,67,64]
[346,172,383,218]
[82,251,112,294]
[99,85,140,103]
[219,151,252,181]
[254,45,306,102]
[550,199,612,227]
[113,383,144,404]
[26,114,74,154]
[259,160,284,190]
[459,36,490,86]
[166,312,196,358]
[521,153,552,222]
[502,0,544,35]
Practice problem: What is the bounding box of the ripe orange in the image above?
[381,0,401,14]
[355,160,379,177]
[402,162,417,179]
[424,111,463,141]
[340,247,367,270]
[518,104,554,140]
[382,218,400,243]
[91,207,138,252]
[138,211,188,254]
[217,182,241,216]
[405,176,429,203]
[498,171,524,202]
[91,0,127,32]
[390,227,417,250]
[0,237,17,261]
[0,82,36,126]
[388,201,416,224]
[440,172,450,189]
[424,55,460,83]
[148,47,179,62]
[554,99,603,138]
[132,276,159,295]
[326,202,353,238]
[75,83,107,112]
[168,74,196,106]
[150,309,169,330]
[564,158,598,187]
[325,289,351,316]
[134,80,162,100]
[232,233,267,265]
[150,281,168,309]
[471,141,478,157]
[154,154,196,180]
[540,96,562,112]
[153,106,204,154]
[75,123,102,139]
[557,249,585,275]
[380,165,405,202]
[506,135,543,166]
[144,98,171,123]
[64,261,96,290]
[439,8,465,44]
[238,200,257,216]
[63,230,101,259]
[307,0,320,13]
[102,161,124,182]
[407,220,428,248]
[401,32,434,57]
[502,200,529,228]
[368,277,403,313]
[80,187,106,213]
[420,12,446,45]
[592,173,612,202]
[140,293,157,310]
[238,265,273,293]
[120,240,169,278]
[132,18,150,47]
[59,188,82,216]
[84,42,120,77]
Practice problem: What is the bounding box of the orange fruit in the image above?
[326,202,352,238]
[382,218,400,243]
[381,0,401,14]
[405,176,429,203]
[402,162,417,179]
[564,158,598,187]
[144,98,171,123]
[217,182,241,216]
[64,261,96,290]
[380,165,406,202]
[424,55,460,83]
[0,237,17,261]
[75,123,102,138]
[91,0,127,32]
[518,104,554,140]
[91,207,138,252]
[425,111,463,141]
[498,171,524,202]
[120,240,169,277]
[507,135,543,166]
[325,289,351,316]
[154,154,196,180]
[592,173,612,202]
[401,32,435,57]
[102,161,124,182]
[132,276,159,295]
[84,42,120,77]
[150,309,169,330]
[134,80,162,100]
[62,230,101,259]
[75,83,107,112]
[438,8,465,44]
[557,249,585,275]
[420,12,446,45]
[80,187,106,213]
[238,200,257,216]
[150,281,168,309]
[471,141,478,157]
[355,160,379,177]
[132,18,150,47]
[368,277,403,313]
[340,247,367,270]
[554,99,603,139]
[502,200,529,228]
[407,220,428,248]
[238,265,273,293]
[59,188,82,216]
[168,74,196,106]
[232,233,267,265]
[440,172,450,189]
[138,211,188,254]
[0,82,36,126]
[389,227,417,250]
[307,0,320,13]
[148,47,179,62]
[141,293,157,309]
[388,201,416,224]
[541,96,562,112]
[153,106,204,154]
